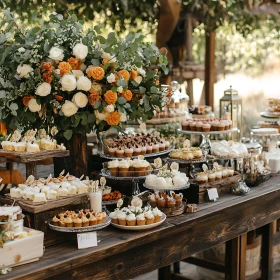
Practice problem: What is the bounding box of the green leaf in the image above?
[150,86,158,94]
[118,97,127,105]
[91,59,100,66]
[63,130,73,140]
[143,95,151,112]
[9,103,18,111]
[94,100,101,109]
[103,62,110,71]
[139,87,146,93]
[88,113,96,123]
[0,90,6,98]
[0,34,6,44]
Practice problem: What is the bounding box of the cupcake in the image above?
[228,120,232,129]
[228,168,234,177]
[52,215,60,226]
[181,150,194,160]
[73,217,82,227]
[224,120,229,130]
[215,170,222,180]
[82,215,89,227]
[196,122,203,132]
[14,142,26,152]
[59,219,66,227]
[108,160,119,177]
[101,212,107,223]
[181,120,189,131]
[109,211,118,224]
[157,197,166,208]
[145,212,155,225]
[118,160,130,177]
[152,143,159,153]
[133,145,141,156]
[89,215,97,226]
[126,213,136,226]
[136,213,146,226]
[148,194,157,207]
[175,193,183,208]
[202,123,211,132]
[167,198,176,208]
[211,121,219,131]
[196,172,208,184]
[222,168,228,178]
[108,146,117,157]
[64,216,73,227]
[218,122,225,131]
[152,208,163,223]
[208,171,216,182]
[190,122,197,131]
[146,144,153,154]
[116,148,125,158]
[117,211,127,226]
[133,160,146,176]
[140,145,147,155]
[124,146,133,157]
[164,140,170,150]
[191,148,203,159]
[159,141,165,152]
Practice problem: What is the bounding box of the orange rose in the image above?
[159,47,168,55]
[122,89,132,101]
[41,62,53,71]
[68,57,81,70]
[55,95,63,101]
[116,69,130,81]
[155,80,159,85]
[42,72,53,83]
[105,111,121,126]
[104,90,117,105]
[130,70,138,80]
[0,122,7,136]
[58,62,72,76]
[89,92,100,105]
[23,95,34,107]
[87,66,105,80]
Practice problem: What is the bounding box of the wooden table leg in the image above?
[26,162,36,178]
[261,222,274,280]
[158,265,171,280]
[173,262,180,274]
[225,237,240,280]
[239,233,247,280]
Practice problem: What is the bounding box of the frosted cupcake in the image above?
[227,167,234,177]
[117,211,127,226]
[146,143,153,154]
[136,213,146,226]
[167,197,176,208]
[218,122,225,131]
[89,215,97,226]
[124,146,133,157]
[52,215,60,226]
[202,123,211,132]
[64,216,73,227]
[109,211,118,224]
[157,197,166,208]
[73,217,82,227]
[159,141,165,152]
[215,170,222,180]
[126,213,136,226]
[148,194,157,207]
[208,171,216,182]
[145,212,155,224]
[196,172,208,184]
[108,146,117,157]
[196,122,203,132]
[116,147,125,158]
[82,215,89,227]
[190,122,196,131]
[133,145,141,156]
[118,160,130,177]
[222,168,228,178]
[152,143,159,153]
[164,140,170,150]
[108,160,119,177]
[140,145,147,155]
[181,120,189,131]
[152,208,163,223]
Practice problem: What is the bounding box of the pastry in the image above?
[118,160,130,177]
[145,212,155,224]
[126,213,136,226]
[117,211,127,225]
[26,142,40,152]
[195,172,208,184]
[136,213,146,225]
[152,208,162,223]
[108,160,119,177]
[33,193,47,203]
[57,187,68,197]
[13,142,26,152]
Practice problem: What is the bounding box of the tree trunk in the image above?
[68,133,88,177]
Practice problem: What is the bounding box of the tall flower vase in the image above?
[68,133,88,177]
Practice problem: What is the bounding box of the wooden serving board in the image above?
[0,149,69,163]
[158,202,186,217]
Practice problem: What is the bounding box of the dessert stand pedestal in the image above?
[0,149,69,178]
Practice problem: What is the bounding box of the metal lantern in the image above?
[220,86,242,138]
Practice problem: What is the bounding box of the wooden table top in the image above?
[6,174,280,280]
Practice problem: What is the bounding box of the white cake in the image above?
[57,187,68,197]
[10,188,22,198]
[46,190,57,200]
[33,193,47,203]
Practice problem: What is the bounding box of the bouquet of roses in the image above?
[0,11,169,140]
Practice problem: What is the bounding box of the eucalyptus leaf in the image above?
[117,97,127,105]
[63,130,73,140]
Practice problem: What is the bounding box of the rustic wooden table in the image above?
[5,174,280,280]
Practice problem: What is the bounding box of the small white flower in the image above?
[18,47,25,53]
[117,86,123,93]
[61,100,79,117]
[61,74,77,91]
[49,47,64,61]
[101,52,116,63]
[72,70,84,78]
[72,92,88,108]
[73,43,88,60]
[139,98,143,105]
[104,105,114,113]
[76,76,91,91]
[107,73,116,84]
[120,112,127,122]
[35,82,51,97]
[137,67,146,77]
[94,110,109,121]
[17,64,33,78]
[80,63,87,71]
[28,99,41,112]
[134,76,142,84]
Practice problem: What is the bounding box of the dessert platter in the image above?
[49,209,111,233]
[261,98,280,118]
[100,132,172,159]
[109,197,166,231]
[102,188,124,205]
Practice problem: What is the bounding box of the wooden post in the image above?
[158,265,171,280]
[205,32,215,108]
[26,162,36,178]
[68,133,88,177]
[239,233,247,280]
[225,237,240,280]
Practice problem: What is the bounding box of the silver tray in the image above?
[260,112,280,119]
[178,127,237,135]
[98,147,174,160]
[166,156,206,164]
[48,216,111,233]
[101,168,148,181]
[102,195,126,205]
[143,182,190,192]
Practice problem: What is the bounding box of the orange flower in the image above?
[130,70,138,80]
[58,62,72,76]
[42,72,53,83]
[89,92,100,105]
[41,62,53,71]
[105,111,121,126]
[87,66,105,80]
[104,90,117,105]
[23,95,34,107]
[68,57,81,70]
[155,80,159,85]
[0,122,7,136]
[122,89,132,101]
[159,47,168,55]
[116,69,130,81]
[55,95,63,101]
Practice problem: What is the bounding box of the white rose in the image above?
[73,43,88,60]
[18,47,25,53]
[61,74,77,91]
[35,82,51,97]
[28,99,41,112]
[72,70,84,78]
[117,86,123,93]
[91,82,102,93]
[76,76,91,91]
[49,47,64,61]
[120,112,127,122]
[80,63,87,71]
[61,100,78,117]
[17,64,33,78]
[94,110,109,121]
[101,52,116,63]
[134,76,143,84]
[105,105,114,113]
[72,92,88,108]
[107,73,116,84]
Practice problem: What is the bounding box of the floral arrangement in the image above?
[0,11,169,139]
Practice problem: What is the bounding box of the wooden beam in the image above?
[225,237,240,280]
[239,233,247,280]
[205,32,215,108]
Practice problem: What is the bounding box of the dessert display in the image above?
[1,129,66,152]
[148,191,183,209]
[105,156,162,177]
[181,118,232,132]
[169,140,203,160]
[9,171,90,204]
[51,209,107,228]
[257,121,280,133]
[102,133,171,158]
[210,140,248,158]
[195,163,235,184]
[144,162,189,190]
[265,98,280,116]
[110,197,165,228]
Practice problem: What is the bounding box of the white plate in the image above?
[110,213,166,231]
